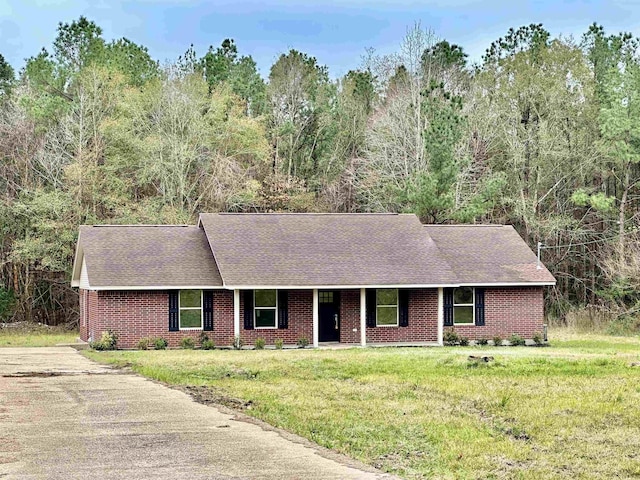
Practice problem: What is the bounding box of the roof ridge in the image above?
[210,212,401,216]
[424,224,508,228]
[87,224,192,227]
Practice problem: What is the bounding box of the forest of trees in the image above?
[0,18,639,329]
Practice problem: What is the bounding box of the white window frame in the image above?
[254,289,278,329]
[376,288,399,327]
[179,290,203,330]
[453,287,475,325]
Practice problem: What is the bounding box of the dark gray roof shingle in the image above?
[73,215,556,289]
[78,225,223,288]
[424,225,555,284]
[199,213,458,287]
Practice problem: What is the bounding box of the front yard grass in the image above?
[85,332,640,479]
[0,323,79,347]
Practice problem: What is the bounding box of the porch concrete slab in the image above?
[0,347,395,480]
[316,342,441,349]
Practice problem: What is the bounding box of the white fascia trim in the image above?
[225,284,461,290]
[71,280,80,287]
[85,282,555,291]
[457,282,556,287]
[88,285,226,291]
[222,282,555,289]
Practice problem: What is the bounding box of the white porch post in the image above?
[233,289,240,339]
[437,287,444,346]
[312,289,319,347]
[360,288,367,347]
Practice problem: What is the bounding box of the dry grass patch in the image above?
[0,323,78,347]
[86,336,640,479]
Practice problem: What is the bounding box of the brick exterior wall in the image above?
[80,289,235,349]
[366,289,439,343]
[78,286,545,349]
[239,290,313,346]
[451,287,544,340]
[339,289,361,343]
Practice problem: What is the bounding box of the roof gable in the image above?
[75,225,223,289]
[199,213,458,287]
[424,225,555,285]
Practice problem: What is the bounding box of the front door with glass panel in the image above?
[318,290,340,342]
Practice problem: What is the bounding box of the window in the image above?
[254,289,277,328]
[179,290,202,329]
[453,287,474,324]
[319,291,334,303]
[376,289,398,326]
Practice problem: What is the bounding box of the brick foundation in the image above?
[79,286,545,349]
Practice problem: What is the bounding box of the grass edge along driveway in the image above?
[85,335,640,480]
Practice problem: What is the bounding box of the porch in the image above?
[232,288,444,347]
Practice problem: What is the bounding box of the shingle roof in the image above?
[424,225,556,284]
[73,215,556,289]
[75,225,223,288]
[199,213,458,287]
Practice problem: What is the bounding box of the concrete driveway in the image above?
[0,347,393,480]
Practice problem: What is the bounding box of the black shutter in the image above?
[399,289,409,327]
[168,291,179,331]
[203,291,214,331]
[443,288,454,327]
[243,290,254,330]
[278,290,288,329]
[475,288,485,326]
[366,289,376,328]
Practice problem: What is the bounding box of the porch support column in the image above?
[360,288,366,347]
[233,289,240,339]
[312,289,319,348]
[437,287,444,346]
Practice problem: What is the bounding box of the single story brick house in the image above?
[71,213,556,349]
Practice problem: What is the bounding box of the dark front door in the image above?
[318,290,340,342]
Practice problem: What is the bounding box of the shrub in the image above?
[508,333,526,346]
[180,337,195,349]
[297,337,309,348]
[606,316,640,336]
[137,338,149,350]
[443,328,460,346]
[198,332,209,345]
[0,287,15,321]
[476,338,489,346]
[153,337,168,350]
[274,338,284,350]
[532,331,544,345]
[201,339,215,350]
[90,330,118,351]
[492,335,503,346]
[254,337,266,350]
[233,336,243,350]
[459,336,470,347]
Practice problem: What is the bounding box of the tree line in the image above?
[0,18,638,328]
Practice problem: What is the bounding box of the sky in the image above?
[1,0,640,78]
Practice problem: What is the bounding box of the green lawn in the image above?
[0,324,78,347]
[85,332,640,479]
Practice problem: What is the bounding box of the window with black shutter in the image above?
[398,289,409,327]
[203,291,214,331]
[243,290,254,330]
[277,290,288,329]
[168,291,179,331]
[443,288,454,327]
[365,289,376,327]
[474,289,485,326]
[453,287,475,325]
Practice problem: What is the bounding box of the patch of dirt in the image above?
[180,385,254,410]
[2,370,115,378]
